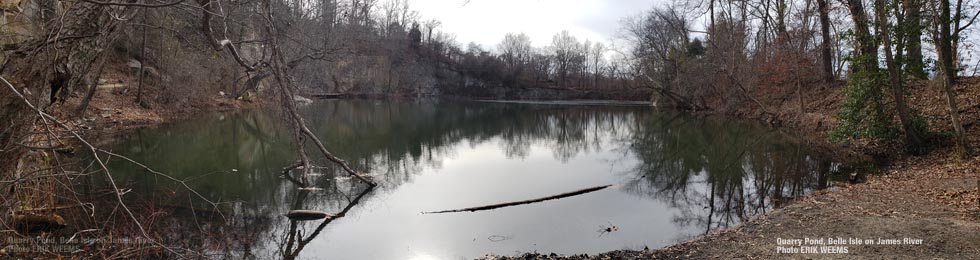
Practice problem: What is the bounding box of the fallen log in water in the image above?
[285,210,333,221]
[423,185,612,214]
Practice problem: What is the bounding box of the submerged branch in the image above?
[423,185,612,214]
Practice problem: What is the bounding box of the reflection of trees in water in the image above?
[109,111,293,201]
[300,101,640,184]
[246,101,647,258]
[272,184,374,260]
[621,112,837,238]
[106,100,837,258]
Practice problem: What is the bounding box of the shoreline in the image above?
[481,80,980,259]
[54,88,268,144]
[44,81,980,259]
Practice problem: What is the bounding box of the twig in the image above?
[281,161,307,187]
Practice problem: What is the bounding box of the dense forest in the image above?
[1,0,980,257]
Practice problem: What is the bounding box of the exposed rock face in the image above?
[1,0,33,54]
[127,59,160,78]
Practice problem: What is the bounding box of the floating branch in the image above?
[423,185,612,214]
[285,210,333,221]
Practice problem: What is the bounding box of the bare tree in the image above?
[423,19,442,44]
[551,30,581,88]
[621,6,704,109]
[590,42,607,89]
[498,32,532,82]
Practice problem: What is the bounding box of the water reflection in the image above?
[623,112,838,235]
[277,186,373,260]
[103,100,840,259]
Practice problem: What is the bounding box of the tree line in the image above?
[188,0,637,100]
[619,0,979,155]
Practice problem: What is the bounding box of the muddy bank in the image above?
[482,79,980,259]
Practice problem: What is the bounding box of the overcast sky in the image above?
[409,0,659,50]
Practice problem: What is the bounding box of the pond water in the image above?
[104,100,842,259]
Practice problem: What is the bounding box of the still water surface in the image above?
[106,100,841,259]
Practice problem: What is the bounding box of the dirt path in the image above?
[635,150,980,259]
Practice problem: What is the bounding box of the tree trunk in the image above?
[776,0,788,37]
[846,0,878,72]
[878,0,925,154]
[136,8,149,109]
[934,0,968,157]
[816,0,834,82]
[904,0,927,79]
[75,58,109,117]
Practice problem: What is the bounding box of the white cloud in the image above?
[409,0,660,50]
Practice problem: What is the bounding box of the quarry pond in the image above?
[104,100,844,259]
